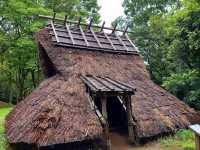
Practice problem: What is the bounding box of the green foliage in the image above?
[0,107,12,150]
[120,0,200,110]
[0,0,100,104]
[163,70,200,109]
[160,130,195,150]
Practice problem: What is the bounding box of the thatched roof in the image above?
[6,28,200,147]
[6,75,103,147]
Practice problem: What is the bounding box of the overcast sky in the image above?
[98,0,124,27]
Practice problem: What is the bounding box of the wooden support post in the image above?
[101,95,111,150]
[63,15,67,25]
[125,95,135,143]
[52,12,56,23]
[123,25,129,36]
[189,124,200,150]
[100,21,105,32]
[88,18,93,30]
[111,23,117,34]
[196,134,200,150]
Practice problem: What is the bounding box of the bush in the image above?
[163,70,200,110]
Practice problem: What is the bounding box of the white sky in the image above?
[98,0,124,27]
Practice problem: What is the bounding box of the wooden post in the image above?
[101,95,111,150]
[195,134,200,150]
[189,124,200,150]
[125,95,135,143]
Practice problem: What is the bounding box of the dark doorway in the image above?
[93,96,128,134]
[106,96,128,134]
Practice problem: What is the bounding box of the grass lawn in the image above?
[0,107,12,150]
[160,130,195,150]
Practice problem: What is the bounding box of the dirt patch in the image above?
[110,132,164,150]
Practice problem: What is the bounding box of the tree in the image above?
[0,0,100,103]
[120,0,200,110]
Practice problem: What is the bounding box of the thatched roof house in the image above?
[6,16,200,149]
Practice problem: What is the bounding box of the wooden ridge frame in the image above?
[40,13,139,54]
[39,14,134,35]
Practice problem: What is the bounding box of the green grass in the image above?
[160,130,195,150]
[0,107,13,150]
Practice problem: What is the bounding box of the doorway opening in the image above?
[107,96,128,134]
[81,74,136,144]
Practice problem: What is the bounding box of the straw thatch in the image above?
[6,74,103,147]
[6,28,200,147]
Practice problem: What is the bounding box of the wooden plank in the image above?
[111,23,117,34]
[101,95,108,121]
[50,20,60,43]
[116,34,129,51]
[92,76,119,91]
[117,96,127,111]
[47,26,125,40]
[51,33,98,42]
[80,75,99,91]
[100,21,105,32]
[53,42,139,55]
[125,34,138,52]
[88,18,93,30]
[103,31,116,50]
[87,76,109,91]
[101,76,133,92]
[79,25,89,46]
[65,23,75,45]
[195,134,200,150]
[90,28,102,48]
[87,94,106,125]
[125,95,135,143]
[123,25,129,36]
[106,76,135,91]
[189,124,200,136]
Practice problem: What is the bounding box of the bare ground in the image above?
[110,132,165,150]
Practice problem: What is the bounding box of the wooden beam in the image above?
[123,25,129,36]
[125,34,138,52]
[116,34,129,51]
[101,95,111,149]
[101,95,107,120]
[111,23,117,34]
[88,18,93,30]
[117,96,127,111]
[52,12,56,23]
[50,20,60,43]
[65,22,75,45]
[100,21,105,32]
[77,17,81,27]
[79,25,89,46]
[90,28,102,48]
[103,31,116,50]
[39,15,134,34]
[125,95,135,143]
[87,94,106,125]
[63,15,67,25]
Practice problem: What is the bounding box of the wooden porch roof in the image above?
[80,75,135,95]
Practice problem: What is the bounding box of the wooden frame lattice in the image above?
[40,14,139,54]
